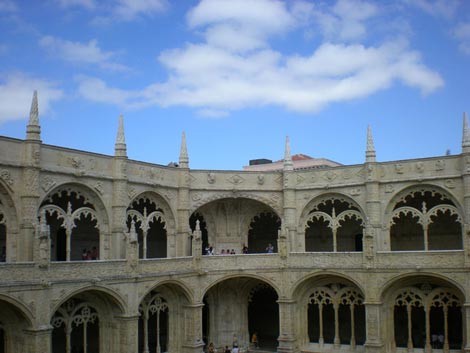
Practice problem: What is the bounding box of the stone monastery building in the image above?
[0,92,469,353]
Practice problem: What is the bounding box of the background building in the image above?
[0,93,468,353]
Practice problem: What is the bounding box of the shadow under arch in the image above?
[0,179,19,262]
[202,274,281,351]
[137,279,193,353]
[127,191,177,259]
[191,197,282,256]
[291,271,367,351]
[300,193,366,253]
[39,182,111,261]
[50,286,126,353]
[383,184,464,251]
[380,272,465,352]
[0,294,35,353]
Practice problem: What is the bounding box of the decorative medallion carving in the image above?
[416,162,424,173]
[94,182,104,195]
[324,170,337,182]
[257,175,265,185]
[192,193,202,201]
[385,184,394,193]
[444,179,456,189]
[207,172,216,184]
[395,163,404,174]
[227,174,244,185]
[435,159,445,171]
[349,188,361,196]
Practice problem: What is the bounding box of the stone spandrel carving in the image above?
[0,169,14,187]
[395,163,404,174]
[435,159,445,171]
[227,174,244,185]
[257,174,265,185]
[41,176,57,192]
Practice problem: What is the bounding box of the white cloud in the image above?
[454,22,470,55]
[313,0,379,41]
[0,74,63,124]
[75,0,443,115]
[404,0,459,19]
[55,0,95,9]
[112,0,167,21]
[0,0,17,12]
[39,36,128,71]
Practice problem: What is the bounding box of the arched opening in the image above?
[40,188,101,261]
[51,290,123,353]
[304,198,364,252]
[248,212,281,254]
[0,298,33,353]
[138,283,190,353]
[248,284,279,350]
[127,196,167,259]
[385,278,464,352]
[192,198,281,255]
[203,277,279,351]
[138,292,169,353]
[0,222,5,262]
[390,189,462,251]
[189,213,208,255]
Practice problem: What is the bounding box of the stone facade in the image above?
[0,94,468,353]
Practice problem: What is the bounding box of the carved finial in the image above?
[462,112,470,153]
[365,125,376,163]
[26,90,41,141]
[129,219,138,243]
[179,131,189,168]
[195,219,200,231]
[115,114,127,157]
[284,136,293,171]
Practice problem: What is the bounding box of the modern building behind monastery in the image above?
[0,92,469,353]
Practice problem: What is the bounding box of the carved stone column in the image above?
[463,303,470,353]
[24,325,53,353]
[277,298,297,353]
[117,314,140,353]
[182,302,205,353]
[364,301,384,353]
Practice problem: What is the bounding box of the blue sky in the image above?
[0,0,469,170]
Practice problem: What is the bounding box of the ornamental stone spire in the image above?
[283,136,293,171]
[365,125,376,163]
[26,90,41,141]
[179,131,189,168]
[114,114,127,158]
[462,112,470,153]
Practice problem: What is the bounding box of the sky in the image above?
[0,0,469,170]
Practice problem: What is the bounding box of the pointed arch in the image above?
[0,180,19,262]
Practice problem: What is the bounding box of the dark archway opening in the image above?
[70,319,100,353]
[248,213,281,254]
[305,218,332,252]
[0,223,6,262]
[190,213,208,255]
[248,286,279,350]
[0,326,4,353]
[202,297,209,348]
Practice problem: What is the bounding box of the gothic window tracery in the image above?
[40,188,100,261]
[390,189,462,251]
[126,196,167,259]
[51,299,99,353]
[307,283,365,348]
[392,285,462,352]
[138,292,169,353]
[305,198,364,252]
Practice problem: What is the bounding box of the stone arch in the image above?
[190,192,283,216]
[137,281,192,353]
[0,294,34,353]
[291,273,367,351]
[202,275,280,350]
[138,279,193,305]
[126,191,176,259]
[380,274,464,353]
[0,180,19,262]
[191,197,281,255]
[50,287,125,353]
[39,182,110,261]
[384,185,463,251]
[300,193,366,252]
